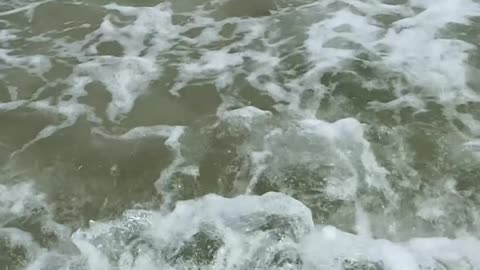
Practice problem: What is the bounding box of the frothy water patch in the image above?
[1,0,480,269]
[1,185,480,269]
[2,0,480,141]
[75,56,159,122]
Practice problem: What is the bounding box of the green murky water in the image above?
[1,0,480,269]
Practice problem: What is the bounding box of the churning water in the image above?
[1,0,480,269]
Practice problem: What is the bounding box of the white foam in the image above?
[172,49,245,95]
[0,182,47,226]
[0,100,28,111]
[154,126,194,204]
[7,86,18,101]
[0,227,42,264]
[380,23,476,103]
[300,0,480,112]
[0,48,52,75]
[0,29,18,43]
[245,150,271,193]
[74,56,159,122]
[168,15,273,95]
[38,2,181,125]
[306,9,381,70]
[260,117,393,202]
[2,0,480,269]
[10,100,92,156]
[195,27,223,46]
[464,140,480,158]
[0,0,51,18]
[67,192,313,270]
[105,3,177,54]
[218,106,272,130]
[182,50,244,76]
[301,225,480,270]
[117,125,185,140]
[17,191,480,270]
[0,182,73,268]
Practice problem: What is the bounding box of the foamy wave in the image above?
[0,188,475,270]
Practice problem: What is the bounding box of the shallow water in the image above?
[1,0,480,269]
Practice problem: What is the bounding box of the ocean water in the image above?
[1,0,480,269]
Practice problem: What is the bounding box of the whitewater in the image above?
[1,0,480,269]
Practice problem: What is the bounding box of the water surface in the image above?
[1,0,480,269]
